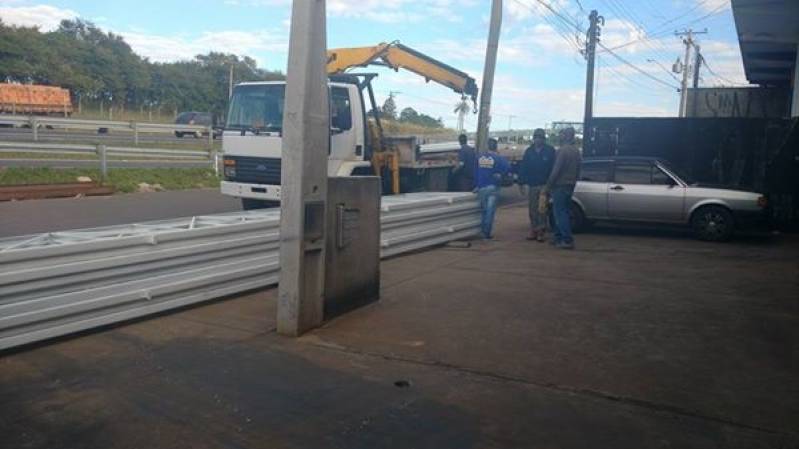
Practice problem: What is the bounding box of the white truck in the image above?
[219,42,480,209]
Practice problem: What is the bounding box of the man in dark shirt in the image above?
[453,133,476,191]
[544,127,582,250]
[518,128,556,241]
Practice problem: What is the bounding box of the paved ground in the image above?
[0,189,241,237]
[2,201,796,448]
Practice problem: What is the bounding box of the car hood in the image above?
[686,183,761,198]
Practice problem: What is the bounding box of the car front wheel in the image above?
[570,202,588,233]
[691,205,734,241]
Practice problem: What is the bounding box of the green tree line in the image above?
[0,19,283,118]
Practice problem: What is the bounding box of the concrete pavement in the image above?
[1,198,797,448]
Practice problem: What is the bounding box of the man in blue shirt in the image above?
[475,138,510,239]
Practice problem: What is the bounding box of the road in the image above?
[0,189,242,237]
[0,189,525,238]
[0,158,212,169]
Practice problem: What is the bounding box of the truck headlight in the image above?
[223,158,236,178]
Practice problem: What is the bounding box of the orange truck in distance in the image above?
[0,83,72,116]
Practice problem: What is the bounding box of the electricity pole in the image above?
[508,114,516,130]
[583,10,603,133]
[692,45,702,89]
[475,0,502,152]
[277,0,330,336]
[676,29,706,117]
[228,64,234,98]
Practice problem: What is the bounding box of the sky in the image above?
[0,0,747,130]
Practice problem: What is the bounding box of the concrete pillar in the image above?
[792,46,799,118]
[276,0,330,336]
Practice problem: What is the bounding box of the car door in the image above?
[574,160,612,220]
[608,160,685,223]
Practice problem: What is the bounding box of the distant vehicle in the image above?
[571,156,768,241]
[174,111,220,139]
[0,83,72,117]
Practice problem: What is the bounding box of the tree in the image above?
[381,95,397,121]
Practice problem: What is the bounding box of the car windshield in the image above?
[658,160,695,185]
[226,84,285,132]
[175,112,196,124]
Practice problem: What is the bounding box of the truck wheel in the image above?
[691,205,734,241]
[175,132,183,138]
[241,198,279,210]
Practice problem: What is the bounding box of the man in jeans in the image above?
[475,138,510,239]
[544,127,581,249]
[518,128,556,241]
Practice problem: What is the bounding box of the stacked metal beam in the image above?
[0,192,479,350]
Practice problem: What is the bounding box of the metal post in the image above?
[475,0,502,152]
[678,32,692,117]
[97,144,108,182]
[583,10,603,132]
[133,122,139,145]
[229,64,234,99]
[31,117,38,141]
[211,150,219,176]
[207,125,213,148]
[692,46,702,89]
[277,0,330,336]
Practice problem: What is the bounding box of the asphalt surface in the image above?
[0,189,242,237]
[1,202,796,448]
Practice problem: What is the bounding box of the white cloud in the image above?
[119,29,288,66]
[0,4,78,31]
[699,0,730,13]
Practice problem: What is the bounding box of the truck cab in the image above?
[221,78,373,208]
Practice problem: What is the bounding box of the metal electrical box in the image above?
[323,176,381,318]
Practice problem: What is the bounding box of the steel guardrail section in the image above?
[0,115,208,133]
[0,141,210,160]
[0,193,479,350]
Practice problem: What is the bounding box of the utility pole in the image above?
[676,29,706,117]
[228,64,234,99]
[277,0,330,336]
[507,114,516,130]
[583,10,603,133]
[475,0,502,152]
[692,45,702,89]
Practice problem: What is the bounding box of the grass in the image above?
[0,167,221,193]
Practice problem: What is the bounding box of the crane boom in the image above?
[327,41,479,105]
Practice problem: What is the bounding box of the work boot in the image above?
[556,241,575,250]
[526,230,537,241]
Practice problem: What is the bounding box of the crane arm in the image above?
[327,41,478,105]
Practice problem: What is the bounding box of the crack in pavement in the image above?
[303,339,797,440]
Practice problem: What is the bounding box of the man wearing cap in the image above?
[518,128,556,241]
[544,127,581,249]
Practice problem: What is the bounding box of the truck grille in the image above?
[226,156,281,185]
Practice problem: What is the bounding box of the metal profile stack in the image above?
[0,192,479,350]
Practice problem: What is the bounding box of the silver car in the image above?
[571,157,768,241]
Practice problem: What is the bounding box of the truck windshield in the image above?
[226,84,285,132]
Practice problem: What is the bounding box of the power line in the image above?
[700,55,748,87]
[599,42,681,90]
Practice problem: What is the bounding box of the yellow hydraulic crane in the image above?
[327,41,479,105]
[325,41,478,193]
